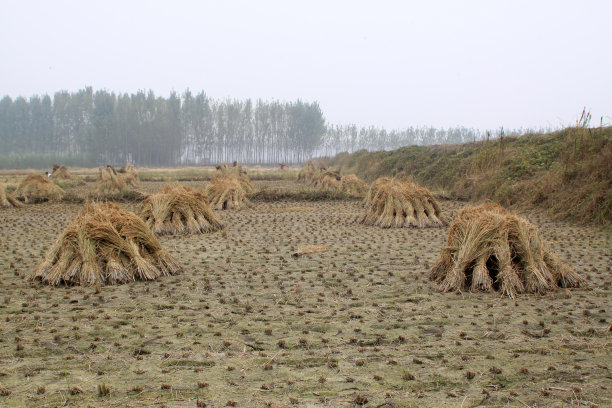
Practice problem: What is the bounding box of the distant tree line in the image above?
[0,87,542,168]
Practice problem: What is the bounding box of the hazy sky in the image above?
[1,0,610,130]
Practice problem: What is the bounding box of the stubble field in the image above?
[0,178,610,407]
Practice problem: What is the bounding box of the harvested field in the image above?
[0,179,610,407]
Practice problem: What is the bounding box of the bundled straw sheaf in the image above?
[51,164,73,180]
[297,160,317,183]
[118,163,139,187]
[140,185,224,235]
[206,175,252,210]
[15,175,64,203]
[95,165,126,194]
[429,203,584,298]
[32,202,181,286]
[359,178,444,228]
[1,183,22,208]
[215,162,254,193]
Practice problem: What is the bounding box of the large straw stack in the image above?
[0,183,22,208]
[15,175,64,203]
[429,203,585,298]
[140,185,224,235]
[359,178,444,228]
[32,202,181,286]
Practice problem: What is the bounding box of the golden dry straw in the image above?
[206,175,252,210]
[363,177,393,208]
[118,163,140,187]
[297,160,317,183]
[139,185,224,235]
[32,202,181,286]
[359,178,444,228]
[429,203,585,298]
[0,182,22,208]
[15,175,64,203]
[292,244,330,257]
[340,174,368,196]
[215,162,254,193]
[51,164,73,180]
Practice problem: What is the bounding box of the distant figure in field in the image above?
[279,163,288,170]
[45,171,51,178]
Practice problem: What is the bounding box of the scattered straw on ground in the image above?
[32,202,181,286]
[15,175,64,203]
[359,178,444,228]
[292,244,330,257]
[206,175,252,210]
[429,203,585,297]
[0,182,22,208]
[140,185,224,235]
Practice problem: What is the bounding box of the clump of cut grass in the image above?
[32,201,181,286]
[15,175,65,203]
[0,182,22,208]
[359,178,445,228]
[206,175,252,210]
[139,185,224,235]
[429,203,585,298]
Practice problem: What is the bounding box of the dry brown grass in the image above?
[94,165,126,194]
[359,178,444,228]
[139,185,224,235]
[340,174,368,196]
[15,175,64,203]
[215,163,254,193]
[0,182,22,208]
[291,244,330,257]
[206,175,252,210]
[32,202,181,286]
[429,203,585,298]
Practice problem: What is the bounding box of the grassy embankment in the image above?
[325,126,611,226]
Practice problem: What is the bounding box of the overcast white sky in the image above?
[1,0,610,130]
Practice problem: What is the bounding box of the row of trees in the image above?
[0,88,540,167]
[0,88,325,166]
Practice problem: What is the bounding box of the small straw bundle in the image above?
[206,175,252,210]
[429,203,585,298]
[95,165,127,194]
[215,162,254,193]
[0,182,22,208]
[340,174,368,196]
[15,175,64,203]
[119,163,140,187]
[140,185,224,235]
[359,178,444,228]
[32,202,181,286]
[297,160,317,183]
[51,164,73,180]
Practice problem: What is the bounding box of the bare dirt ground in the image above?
[0,179,610,407]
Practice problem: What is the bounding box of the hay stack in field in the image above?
[140,185,224,235]
[51,164,73,180]
[206,175,251,210]
[312,170,342,190]
[358,178,444,228]
[0,183,22,208]
[15,175,64,203]
[32,202,181,286]
[429,203,585,298]
[215,162,254,193]
[119,163,139,187]
[297,160,317,183]
[95,165,126,194]
[340,174,368,196]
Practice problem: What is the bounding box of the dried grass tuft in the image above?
[206,175,252,210]
[429,203,585,298]
[15,175,64,203]
[0,182,23,208]
[32,202,181,286]
[118,163,140,187]
[297,160,317,183]
[340,174,368,196]
[359,178,444,228]
[140,185,224,235]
